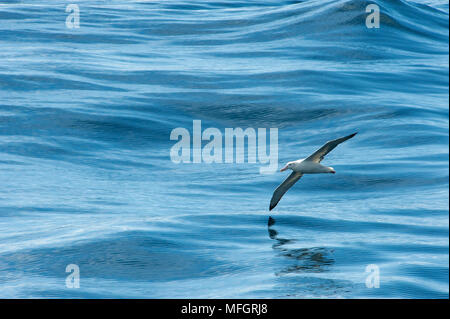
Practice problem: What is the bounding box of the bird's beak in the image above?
[280,165,288,172]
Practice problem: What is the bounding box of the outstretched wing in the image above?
[269,172,303,211]
[305,132,357,163]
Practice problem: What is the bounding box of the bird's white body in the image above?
[285,159,335,174]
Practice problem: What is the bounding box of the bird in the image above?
[269,132,357,211]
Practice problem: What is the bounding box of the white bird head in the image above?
[280,162,294,172]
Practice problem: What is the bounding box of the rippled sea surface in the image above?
[0,0,448,298]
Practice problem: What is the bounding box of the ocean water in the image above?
[0,0,448,298]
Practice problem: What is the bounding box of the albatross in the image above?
[269,132,357,211]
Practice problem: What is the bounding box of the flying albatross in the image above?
[269,132,357,211]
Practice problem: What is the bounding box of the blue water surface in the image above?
[0,0,448,298]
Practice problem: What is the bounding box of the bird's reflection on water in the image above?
[268,216,334,276]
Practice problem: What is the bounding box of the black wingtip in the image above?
[269,202,276,211]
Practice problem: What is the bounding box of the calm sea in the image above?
[0,0,448,298]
